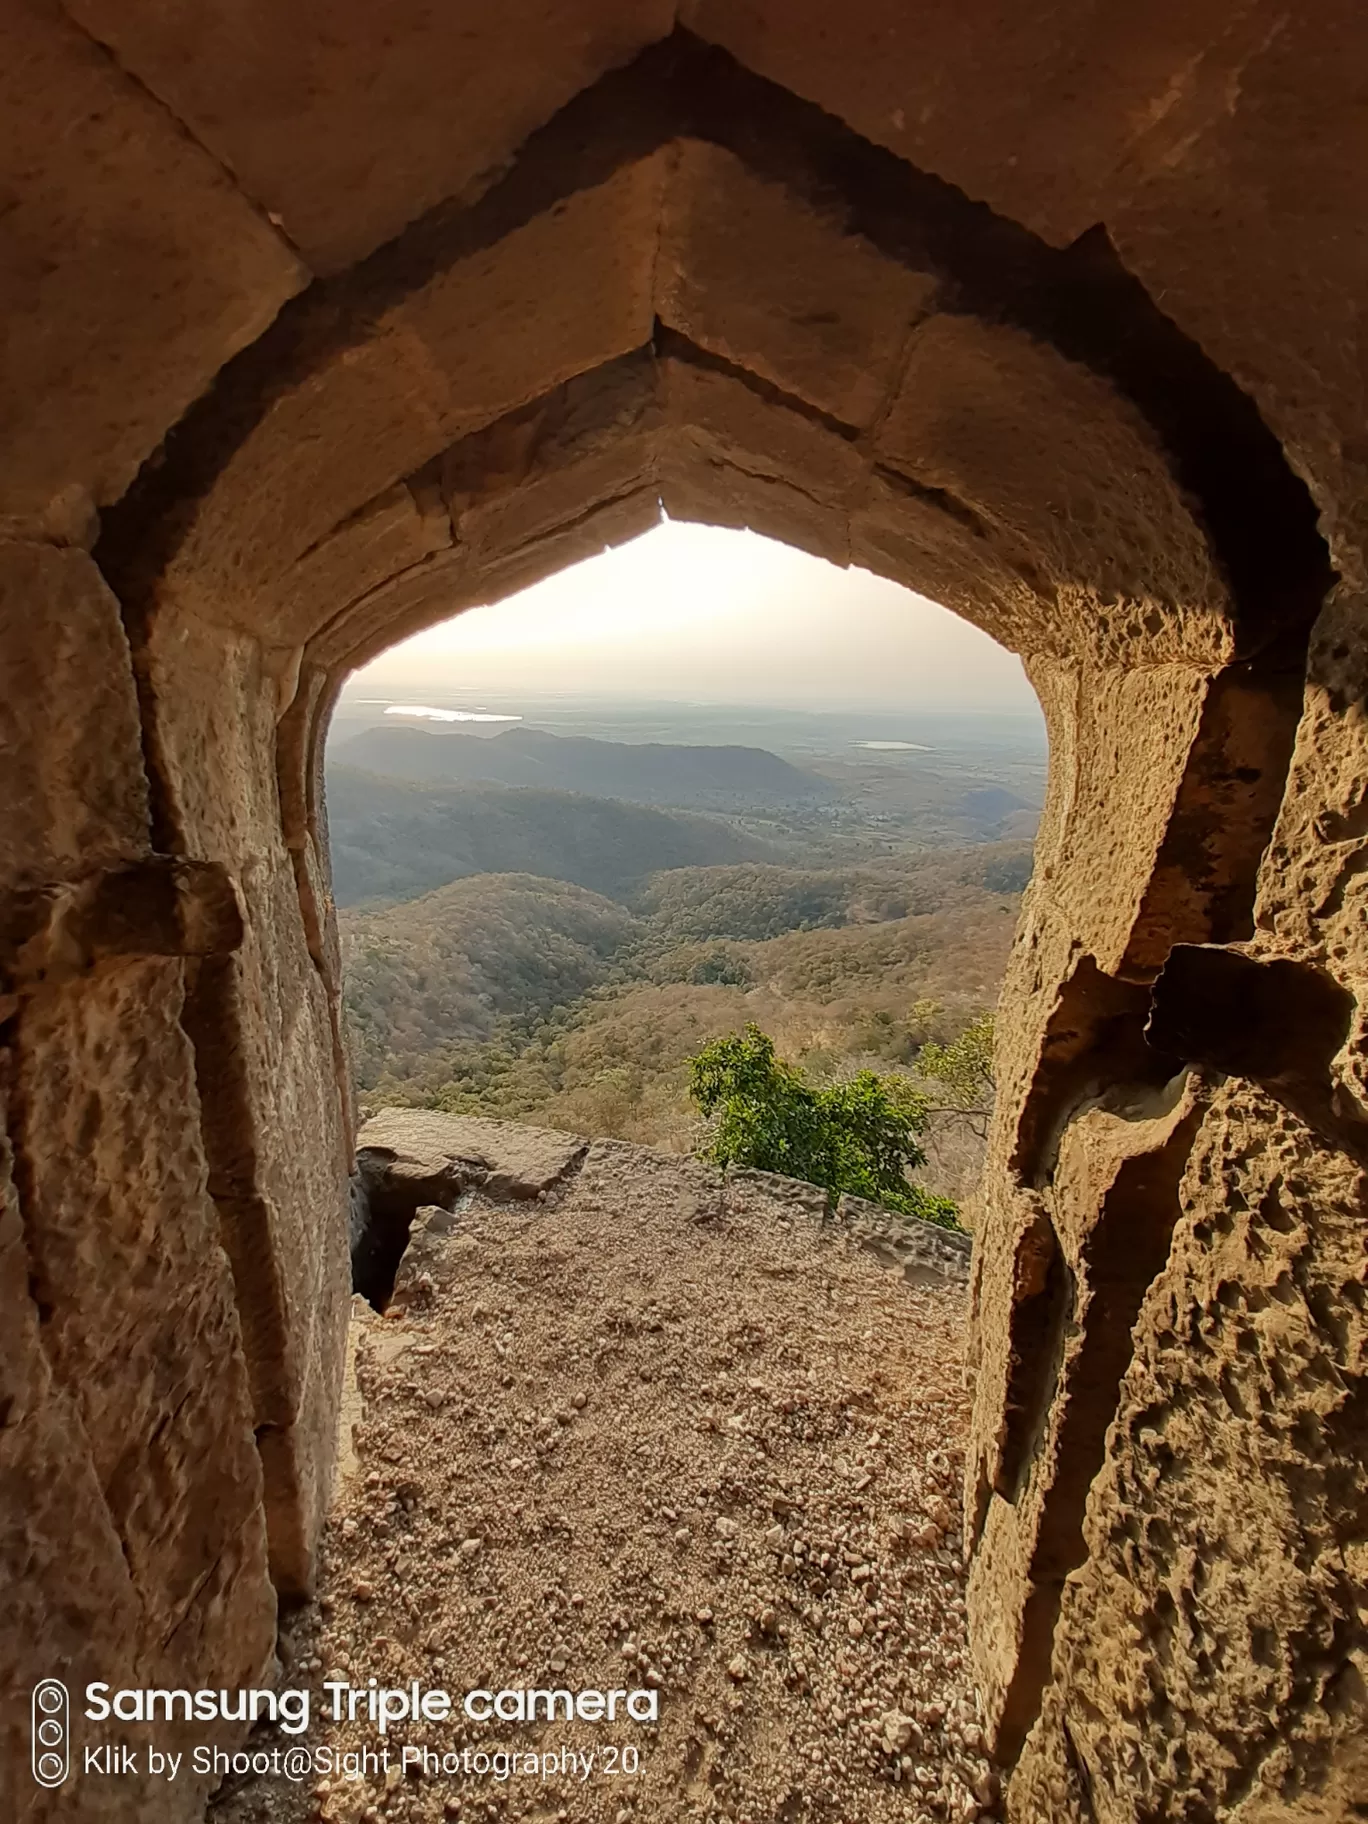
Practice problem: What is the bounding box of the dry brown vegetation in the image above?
[342,849,1026,1200]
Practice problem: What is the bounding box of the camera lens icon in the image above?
[31,1680,69,1789]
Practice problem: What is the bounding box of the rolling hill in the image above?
[326,766,785,906]
[342,874,640,1082]
[341,845,1029,1191]
[329,722,838,810]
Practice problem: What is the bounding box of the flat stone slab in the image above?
[355,1108,588,1202]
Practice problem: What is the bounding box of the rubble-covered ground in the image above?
[214,1126,992,1824]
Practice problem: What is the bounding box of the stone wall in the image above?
[0,545,277,1822]
[1,6,1364,1820]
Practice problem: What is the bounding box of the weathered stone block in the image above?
[440,348,664,520]
[3,966,276,1823]
[69,0,676,273]
[0,543,149,890]
[1019,654,1213,977]
[1009,1087,1368,1818]
[160,324,458,627]
[0,4,302,515]
[14,962,268,1617]
[140,618,351,1592]
[874,316,1228,654]
[2,1378,156,1823]
[968,1085,1205,1758]
[398,156,669,442]
[263,481,453,650]
[451,436,661,570]
[185,861,351,1592]
[310,547,472,674]
[658,139,937,425]
[660,356,869,508]
[659,438,852,567]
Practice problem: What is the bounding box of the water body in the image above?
[858,740,932,751]
[381,704,522,723]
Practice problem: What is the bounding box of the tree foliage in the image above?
[915,1014,996,1139]
[341,842,1018,1212]
[688,1024,961,1229]
[342,874,638,1085]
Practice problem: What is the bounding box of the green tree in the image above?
[915,1013,996,1139]
[688,1024,961,1229]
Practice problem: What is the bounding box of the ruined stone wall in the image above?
[1,5,1365,1820]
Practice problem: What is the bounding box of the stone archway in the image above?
[2,11,1365,1822]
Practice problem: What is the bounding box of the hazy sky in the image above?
[350,521,1037,712]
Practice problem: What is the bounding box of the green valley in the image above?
[331,701,1040,1214]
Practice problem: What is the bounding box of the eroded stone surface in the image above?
[0,543,150,890]
[1,976,277,1824]
[1010,1087,1368,1820]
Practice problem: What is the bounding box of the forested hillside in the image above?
[633,848,1034,941]
[328,766,783,906]
[330,722,836,809]
[341,845,1028,1198]
[342,875,639,1086]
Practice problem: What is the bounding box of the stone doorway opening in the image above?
[328,515,1043,1314]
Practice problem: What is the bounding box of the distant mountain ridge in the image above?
[329,722,837,810]
[327,766,785,907]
